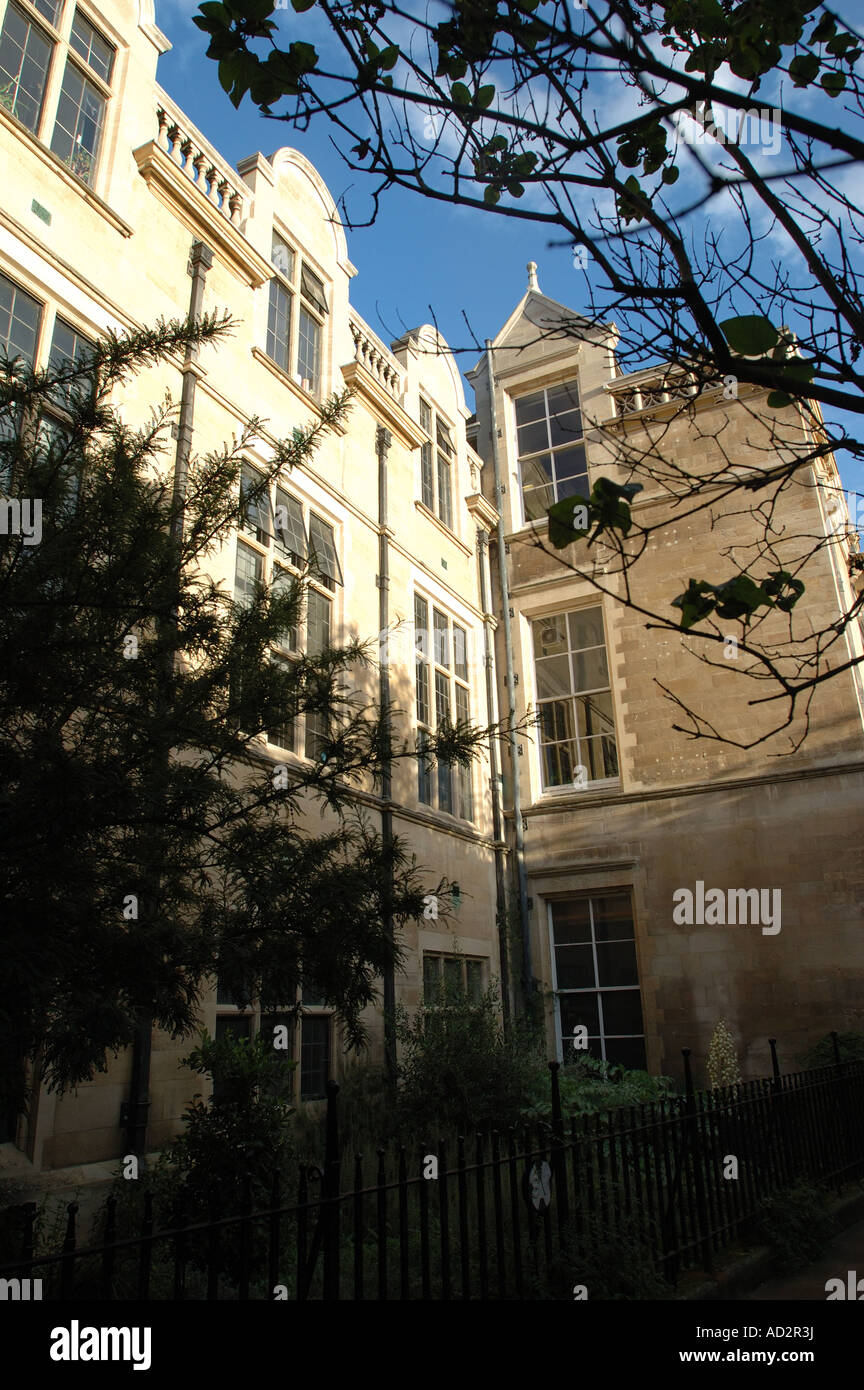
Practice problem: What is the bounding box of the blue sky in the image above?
[155,1,558,394]
[154,2,863,502]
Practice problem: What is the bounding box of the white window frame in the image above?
[233,466,341,761]
[417,396,455,531]
[530,603,619,793]
[547,894,646,1068]
[512,377,589,528]
[0,1,117,190]
[414,590,473,821]
[263,226,328,400]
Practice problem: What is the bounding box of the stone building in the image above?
[0,0,503,1190]
[0,0,861,1199]
[467,271,864,1082]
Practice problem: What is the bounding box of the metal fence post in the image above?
[548,1060,570,1239]
[322,1079,341,1300]
[683,1049,713,1273]
[60,1201,78,1301]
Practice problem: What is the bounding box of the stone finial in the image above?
[527,261,539,292]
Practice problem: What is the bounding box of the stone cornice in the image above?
[132,141,272,288]
[513,757,864,820]
[340,359,426,448]
[466,491,500,530]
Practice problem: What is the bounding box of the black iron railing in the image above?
[2,1043,862,1300]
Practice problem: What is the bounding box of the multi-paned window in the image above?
[298,265,326,397]
[299,1013,331,1100]
[515,379,588,522]
[38,313,92,509]
[0,272,88,500]
[549,895,646,1070]
[0,270,41,463]
[0,267,41,364]
[267,653,296,752]
[264,230,328,398]
[418,398,454,529]
[422,953,485,1004]
[47,313,94,413]
[0,1,54,133]
[532,605,618,789]
[266,233,294,374]
[0,3,115,188]
[414,593,472,819]
[233,466,340,759]
[215,983,332,1103]
[50,9,113,185]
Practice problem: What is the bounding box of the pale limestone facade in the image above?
[0,0,503,1190]
[0,0,862,1200]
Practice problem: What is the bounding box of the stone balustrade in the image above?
[349,316,403,398]
[611,373,703,417]
[155,104,245,226]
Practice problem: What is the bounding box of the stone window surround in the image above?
[0,0,121,195]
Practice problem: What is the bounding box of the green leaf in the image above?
[776,357,814,385]
[720,315,780,356]
[820,71,846,97]
[789,53,820,85]
[379,45,400,71]
[811,14,837,43]
[205,28,242,60]
[661,164,680,184]
[291,0,317,10]
[507,181,524,197]
[218,55,240,95]
[767,391,793,408]
[451,82,471,106]
[289,40,317,69]
[486,135,508,153]
[241,0,278,17]
[590,476,642,535]
[483,186,500,205]
[197,1,231,19]
[547,495,591,549]
[477,84,496,109]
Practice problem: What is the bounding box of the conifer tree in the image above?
[0,316,492,1119]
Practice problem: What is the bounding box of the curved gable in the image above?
[268,148,353,275]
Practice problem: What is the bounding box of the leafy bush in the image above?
[531,1210,672,1300]
[158,1029,295,1207]
[801,1031,864,1070]
[102,1029,297,1290]
[756,1183,835,1273]
[292,1059,393,1162]
[0,1184,75,1271]
[523,1054,677,1121]
[394,982,542,1138]
[392,987,675,1139]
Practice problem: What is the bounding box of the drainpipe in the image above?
[124,240,213,1159]
[376,424,397,1084]
[477,527,510,1021]
[172,242,214,536]
[484,340,532,1010]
